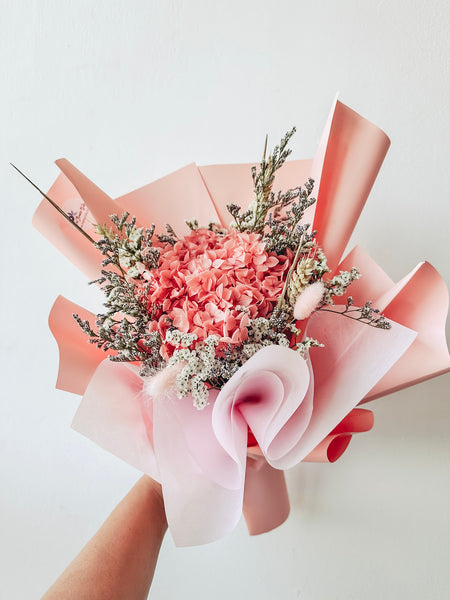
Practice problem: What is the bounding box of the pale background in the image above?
[1,1,449,598]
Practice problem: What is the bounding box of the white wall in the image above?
[1,1,449,598]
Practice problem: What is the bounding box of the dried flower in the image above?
[294,281,326,320]
[322,267,361,304]
[143,363,186,400]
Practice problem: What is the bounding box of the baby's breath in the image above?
[322,268,361,305]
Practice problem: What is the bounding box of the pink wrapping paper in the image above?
[72,327,414,546]
[33,98,449,546]
[49,296,106,396]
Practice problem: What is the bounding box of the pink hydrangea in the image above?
[141,228,291,358]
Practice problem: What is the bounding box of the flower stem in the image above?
[11,163,96,245]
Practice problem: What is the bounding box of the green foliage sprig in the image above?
[74,213,166,374]
[227,127,317,253]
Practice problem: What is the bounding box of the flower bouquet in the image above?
[23,98,449,546]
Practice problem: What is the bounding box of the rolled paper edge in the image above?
[302,434,352,463]
[302,407,374,462]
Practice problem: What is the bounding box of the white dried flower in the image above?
[296,337,324,356]
[126,265,140,278]
[128,227,143,245]
[322,267,361,304]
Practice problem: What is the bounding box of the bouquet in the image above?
[21,98,449,546]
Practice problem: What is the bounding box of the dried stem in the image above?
[11,163,96,245]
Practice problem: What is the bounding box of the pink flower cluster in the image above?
[142,228,291,358]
